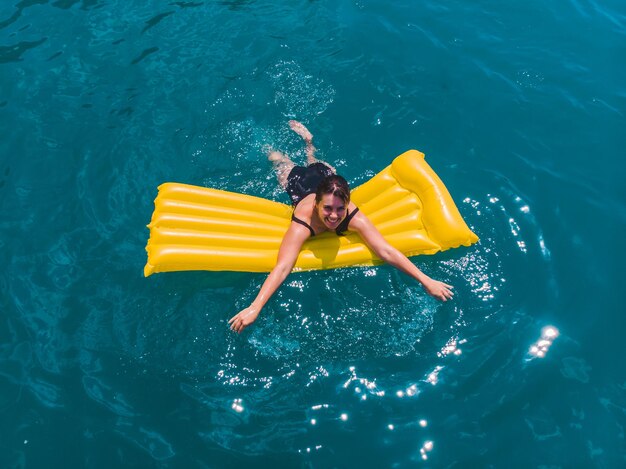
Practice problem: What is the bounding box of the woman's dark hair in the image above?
[315,175,350,204]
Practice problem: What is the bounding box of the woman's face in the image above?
[316,193,348,230]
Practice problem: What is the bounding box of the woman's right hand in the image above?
[229,306,260,333]
[228,220,309,334]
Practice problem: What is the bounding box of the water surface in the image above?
[1,0,625,466]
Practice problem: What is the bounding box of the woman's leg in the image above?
[268,149,295,190]
[288,120,318,165]
[288,120,336,172]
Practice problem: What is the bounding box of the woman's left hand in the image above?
[229,306,260,333]
[423,279,454,301]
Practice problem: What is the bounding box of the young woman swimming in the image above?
[229,121,454,333]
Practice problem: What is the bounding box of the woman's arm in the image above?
[229,223,310,333]
[350,213,454,301]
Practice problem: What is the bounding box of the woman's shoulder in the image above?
[293,194,316,218]
[346,205,370,230]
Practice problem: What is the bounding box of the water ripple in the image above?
[268,60,336,119]
[0,38,47,63]
[141,11,175,34]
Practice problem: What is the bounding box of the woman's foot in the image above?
[268,150,288,163]
[288,120,313,143]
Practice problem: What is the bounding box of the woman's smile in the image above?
[324,217,340,227]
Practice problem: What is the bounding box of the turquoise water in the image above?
[2,0,625,466]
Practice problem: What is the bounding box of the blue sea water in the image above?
[2,0,626,466]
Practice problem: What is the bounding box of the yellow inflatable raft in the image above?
[144,150,478,276]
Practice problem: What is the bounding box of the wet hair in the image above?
[315,175,350,204]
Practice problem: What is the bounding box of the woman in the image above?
[229,121,454,333]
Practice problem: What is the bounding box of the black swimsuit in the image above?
[291,207,360,237]
[286,162,335,206]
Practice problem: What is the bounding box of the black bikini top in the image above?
[291,207,360,237]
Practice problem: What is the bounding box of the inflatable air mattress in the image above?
[144,150,478,276]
